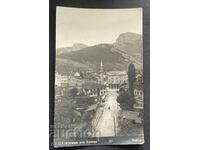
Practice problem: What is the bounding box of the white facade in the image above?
[55,73,68,87]
[107,71,128,89]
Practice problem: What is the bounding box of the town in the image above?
[54,61,144,140]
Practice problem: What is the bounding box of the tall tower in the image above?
[99,60,104,84]
[100,60,103,73]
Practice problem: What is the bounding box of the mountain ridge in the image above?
[56,32,143,74]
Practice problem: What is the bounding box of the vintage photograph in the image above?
[54,6,144,147]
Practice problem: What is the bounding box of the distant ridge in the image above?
[56,43,88,55]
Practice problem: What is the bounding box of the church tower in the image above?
[99,60,104,84]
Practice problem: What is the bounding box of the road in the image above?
[92,91,120,137]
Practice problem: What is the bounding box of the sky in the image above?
[56,7,142,48]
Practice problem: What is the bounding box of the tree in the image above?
[128,63,136,96]
[117,89,134,110]
[70,88,78,97]
[127,63,136,109]
[119,87,125,93]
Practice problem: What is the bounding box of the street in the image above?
[92,91,120,137]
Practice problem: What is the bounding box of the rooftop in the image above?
[82,81,106,89]
[107,71,127,76]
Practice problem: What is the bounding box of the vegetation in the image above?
[117,116,143,137]
[59,44,123,63]
[56,44,130,73]
[54,99,76,128]
[69,88,78,97]
[128,63,136,108]
[56,32,143,74]
[128,63,135,95]
[117,89,134,111]
[116,63,136,110]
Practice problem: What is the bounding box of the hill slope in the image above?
[56,32,143,74]
[59,44,124,63]
[57,44,129,73]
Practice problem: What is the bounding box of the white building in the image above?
[107,71,128,89]
[55,72,68,87]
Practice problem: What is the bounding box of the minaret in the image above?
[99,60,104,84]
[100,60,103,73]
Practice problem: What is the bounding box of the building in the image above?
[107,71,128,89]
[55,72,69,87]
[82,82,106,97]
[55,72,62,87]
[134,84,143,109]
[134,74,144,109]
[134,74,143,98]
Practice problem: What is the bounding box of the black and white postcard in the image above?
[53,6,145,148]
